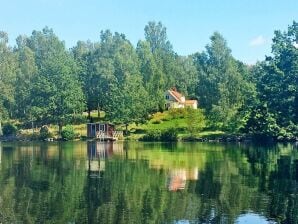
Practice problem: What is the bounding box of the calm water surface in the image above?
[0,141,297,224]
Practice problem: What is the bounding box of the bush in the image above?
[39,125,52,140]
[168,108,187,119]
[151,120,162,124]
[161,117,171,121]
[277,125,298,141]
[141,130,161,141]
[2,123,17,136]
[30,132,40,141]
[160,128,178,141]
[61,125,76,140]
[141,128,178,142]
[185,108,206,136]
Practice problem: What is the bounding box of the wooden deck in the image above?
[95,131,123,141]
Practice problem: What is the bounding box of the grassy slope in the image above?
[17,110,223,140]
[126,110,224,140]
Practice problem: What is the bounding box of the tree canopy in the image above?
[0,21,297,139]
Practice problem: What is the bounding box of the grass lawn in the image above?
[47,124,87,137]
[126,110,225,140]
[16,109,225,141]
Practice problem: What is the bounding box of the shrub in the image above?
[161,117,171,121]
[168,108,187,119]
[151,120,162,124]
[277,126,297,141]
[141,128,178,142]
[185,108,206,136]
[2,123,17,136]
[39,125,52,140]
[160,128,178,141]
[151,112,170,122]
[61,125,76,140]
[141,130,161,141]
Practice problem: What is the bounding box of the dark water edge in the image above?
[0,141,297,223]
[1,133,298,143]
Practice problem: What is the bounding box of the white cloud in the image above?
[293,42,298,49]
[249,35,267,47]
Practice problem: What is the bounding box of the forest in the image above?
[0,21,297,140]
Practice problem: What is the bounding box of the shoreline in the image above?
[1,134,297,144]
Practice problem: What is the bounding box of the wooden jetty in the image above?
[87,123,123,141]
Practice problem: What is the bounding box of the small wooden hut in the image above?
[87,123,122,141]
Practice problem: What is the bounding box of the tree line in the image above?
[0,21,297,139]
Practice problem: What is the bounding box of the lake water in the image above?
[0,141,297,224]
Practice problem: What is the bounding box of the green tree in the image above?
[185,107,206,136]
[143,21,198,110]
[136,40,165,111]
[27,27,85,133]
[14,35,38,120]
[72,40,98,120]
[244,104,279,137]
[248,21,298,137]
[194,32,253,130]
[89,31,150,130]
[144,21,172,53]
[0,31,17,126]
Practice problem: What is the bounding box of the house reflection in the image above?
[87,141,124,159]
[86,141,199,190]
[86,141,124,178]
[167,168,199,191]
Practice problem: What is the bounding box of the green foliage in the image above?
[168,108,187,119]
[144,21,173,53]
[0,22,297,140]
[141,129,162,141]
[151,120,162,124]
[39,125,52,140]
[276,122,298,141]
[247,21,298,138]
[0,31,17,121]
[160,128,178,141]
[17,27,85,133]
[244,104,280,138]
[2,142,298,223]
[14,40,37,119]
[61,125,76,140]
[185,108,206,136]
[193,32,254,130]
[2,123,17,136]
[141,128,178,142]
[84,31,151,126]
[65,114,88,125]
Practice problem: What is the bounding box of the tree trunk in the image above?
[97,103,100,118]
[58,123,63,137]
[125,124,128,136]
[88,109,91,122]
[0,120,2,136]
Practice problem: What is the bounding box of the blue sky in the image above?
[1,0,297,64]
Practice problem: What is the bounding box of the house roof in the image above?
[168,89,183,103]
[185,100,197,105]
[167,89,198,105]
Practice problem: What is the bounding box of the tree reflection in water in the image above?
[0,141,297,223]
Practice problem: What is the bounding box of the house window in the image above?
[99,124,105,131]
[165,95,169,100]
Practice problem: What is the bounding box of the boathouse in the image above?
[87,123,123,140]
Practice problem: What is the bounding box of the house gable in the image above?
[164,88,198,109]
